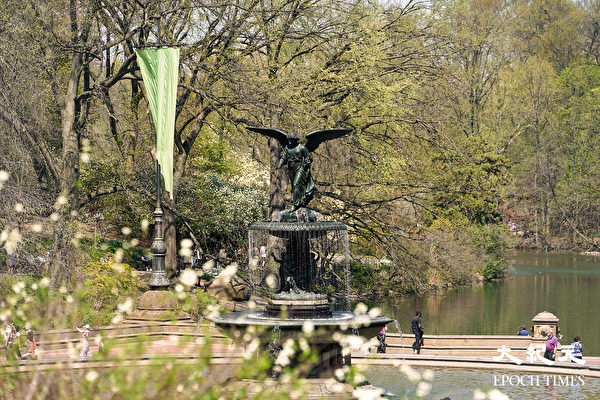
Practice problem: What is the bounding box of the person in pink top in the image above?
[544,331,559,361]
[377,324,388,353]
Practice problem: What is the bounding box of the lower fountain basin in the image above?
[211,311,392,341]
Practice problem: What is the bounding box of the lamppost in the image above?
[127,17,188,322]
[149,159,170,289]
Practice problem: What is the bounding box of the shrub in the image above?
[181,289,220,321]
[71,259,142,326]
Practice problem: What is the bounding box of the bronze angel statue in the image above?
[248,126,352,210]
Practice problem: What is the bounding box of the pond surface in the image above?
[367,251,600,355]
[362,366,600,400]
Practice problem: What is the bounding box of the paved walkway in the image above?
[3,322,599,379]
[352,352,600,378]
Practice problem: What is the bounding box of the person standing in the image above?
[377,324,388,353]
[11,322,21,359]
[75,324,91,357]
[3,321,13,360]
[19,323,37,360]
[412,311,424,355]
[544,330,559,361]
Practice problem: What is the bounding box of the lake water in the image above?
[368,251,600,355]
[362,366,600,400]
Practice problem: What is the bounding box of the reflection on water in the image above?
[366,251,600,355]
[363,366,600,400]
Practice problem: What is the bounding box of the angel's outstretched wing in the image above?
[247,126,290,147]
[305,128,352,153]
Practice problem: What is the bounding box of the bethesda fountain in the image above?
[211,126,391,377]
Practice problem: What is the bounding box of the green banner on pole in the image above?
[135,48,180,199]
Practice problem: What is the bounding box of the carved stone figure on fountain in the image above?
[247,127,352,219]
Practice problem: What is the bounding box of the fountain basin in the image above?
[249,221,347,238]
[211,311,392,377]
[211,311,392,344]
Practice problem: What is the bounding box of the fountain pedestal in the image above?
[266,298,331,318]
[267,290,331,318]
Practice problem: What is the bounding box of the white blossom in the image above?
[14,203,23,213]
[298,337,309,352]
[141,219,150,233]
[113,249,124,263]
[400,364,421,382]
[354,303,368,314]
[422,369,435,381]
[85,370,99,382]
[11,281,25,294]
[275,338,296,367]
[4,229,22,255]
[473,389,487,400]
[202,259,215,272]
[216,264,238,283]
[350,314,372,327]
[352,373,366,385]
[243,338,260,359]
[179,247,192,258]
[302,320,315,335]
[265,274,277,289]
[180,269,198,287]
[352,386,384,400]
[368,307,381,318]
[55,195,67,208]
[204,304,221,319]
[416,381,432,397]
[117,298,133,314]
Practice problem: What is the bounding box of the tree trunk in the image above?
[60,53,83,196]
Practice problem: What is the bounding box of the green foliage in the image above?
[427,144,510,225]
[191,131,237,175]
[350,261,391,295]
[80,238,144,269]
[467,224,510,280]
[72,259,142,326]
[0,274,373,400]
[178,173,268,252]
[180,289,221,321]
